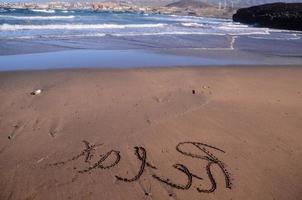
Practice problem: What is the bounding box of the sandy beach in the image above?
[0,66,302,200]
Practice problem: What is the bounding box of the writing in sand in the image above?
[49,140,233,194]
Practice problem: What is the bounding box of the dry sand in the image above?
[0,66,302,200]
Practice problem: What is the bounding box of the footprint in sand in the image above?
[8,121,25,140]
[49,118,61,138]
[32,118,41,131]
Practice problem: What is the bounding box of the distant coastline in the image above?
[0,1,236,19]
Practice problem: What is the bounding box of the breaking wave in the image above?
[111,32,225,36]
[30,9,56,13]
[0,23,166,31]
[180,23,204,27]
[0,15,75,20]
[6,33,107,40]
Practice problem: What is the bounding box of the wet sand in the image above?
[0,66,302,200]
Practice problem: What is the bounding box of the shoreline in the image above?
[1,64,302,73]
[1,48,302,72]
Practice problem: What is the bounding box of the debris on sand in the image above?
[30,89,42,96]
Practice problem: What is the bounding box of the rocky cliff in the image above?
[233,3,302,31]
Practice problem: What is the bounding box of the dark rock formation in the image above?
[233,3,302,31]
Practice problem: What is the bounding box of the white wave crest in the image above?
[223,23,249,28]
[181,23,204,28]
[0,15,75,20]
[249,36,301,40]
[0,23,166,31]
[6,33,106,40]
[111,31,225,36]
[148,16,202,23]
[31,9,56,13]
[218,25,270,35]
[60,10,75,13]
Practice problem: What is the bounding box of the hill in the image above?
[166,0,210,8]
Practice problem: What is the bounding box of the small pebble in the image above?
[30,89,42,96]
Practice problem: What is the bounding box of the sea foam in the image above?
[0,15,75,20]
[0,23,166,31]
[31,9,56,13]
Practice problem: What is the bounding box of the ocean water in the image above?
[0,8,302,70]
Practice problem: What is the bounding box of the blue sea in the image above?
[0,8,302,70]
